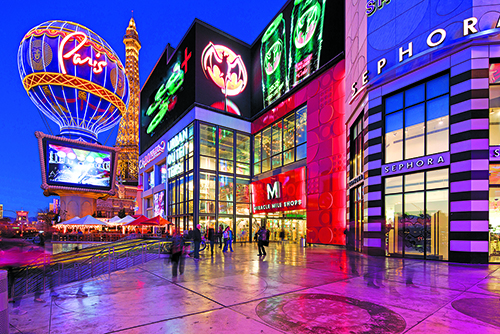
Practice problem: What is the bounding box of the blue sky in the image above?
[1,0,285,217]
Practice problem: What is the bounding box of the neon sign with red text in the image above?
[58,32,108,75]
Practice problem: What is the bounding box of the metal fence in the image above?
[8,240,168,300]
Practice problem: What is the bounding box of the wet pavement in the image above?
[8,242,500,333]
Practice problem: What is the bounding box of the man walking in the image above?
[193,224,202,260]
[207,225,216,256]
[257,226,268,256]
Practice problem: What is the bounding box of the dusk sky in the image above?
[1,0,285,217]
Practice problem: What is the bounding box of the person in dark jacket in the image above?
[207,225,216,256]
[218,226,224,248]
[257,226,268,256]
[171,230,185,277]
[193,224,202,260]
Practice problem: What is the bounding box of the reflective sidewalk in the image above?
[8,242,500,333]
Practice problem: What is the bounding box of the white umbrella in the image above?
[115,215,136,225]
[57,216,80,225]
[108,216,122,223]
[70,215,109,226]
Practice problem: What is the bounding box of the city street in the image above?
[8,242,500,333]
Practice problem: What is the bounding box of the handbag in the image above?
[264,240,269,247]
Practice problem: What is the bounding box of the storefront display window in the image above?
[490,63,500,145]
[219,129,234,161]
[236,217,249,242]
[489,164,500,262]
[254,105,307,175]
[200,172,216,200]
[200,124,216,157]
[385,168,449,260]
[385,74,449,163]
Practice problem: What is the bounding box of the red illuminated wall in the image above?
[252,60,346,245]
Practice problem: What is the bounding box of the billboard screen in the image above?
[46,143,112,189]
[140,30,195,154]
[154,191,165,218]
[36,132,118,196]
[251,0,343,110]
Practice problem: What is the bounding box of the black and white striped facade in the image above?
[352,44,499,263]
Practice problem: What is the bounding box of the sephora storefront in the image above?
[346,0,500,263]
[139,0,347,244]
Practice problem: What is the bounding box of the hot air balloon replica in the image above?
[18,21,129,218]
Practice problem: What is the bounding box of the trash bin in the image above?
[0,270,8,334]
[300,238,306,247]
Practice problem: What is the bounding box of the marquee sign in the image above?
[251,167,306,214]
[382,152,450,177]
[139,141,166,170]
[167,124,193,179]
[18,21,129,143]
[350,15,500,105]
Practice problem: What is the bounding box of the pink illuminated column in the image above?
[305,60,346,244]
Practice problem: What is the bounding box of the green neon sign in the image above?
[146,62,185,134]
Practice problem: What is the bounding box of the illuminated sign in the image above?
[490,147,500,161]
[18,21,129,143]
[145,59,186,134]
[46,143,112,189]
[266,181,281,200]
[139,141,166,170]
[252,167,306,214]
[366,0,390,17]
[167,124,193,179]
[260,0,326,108]
[154,191,165,218]
[201,42,247,115]
[382,153,449,177]
[58,32,108,75]
[350,16,500,105]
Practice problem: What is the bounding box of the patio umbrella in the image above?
[71,215,109,226]
[124,215,151,226]
[56,216,80,225]
[116,215,136,225]
[108,216,122,223]
[142,215,172,226]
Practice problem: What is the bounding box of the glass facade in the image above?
[384,74,449,163]
[385,169,449,260]
[253,105,307,175]
[199,122,251,234]
[167,124,194,233]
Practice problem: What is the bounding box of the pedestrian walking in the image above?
[218,226,224,249]
[207,225,216,256]
[257,226,268,256]
[170,230,185,277]
[222,227,229,252]
[279,230,285,245]
[193,224,202,260]
[228,227,234,252]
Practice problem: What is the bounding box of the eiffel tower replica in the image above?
[97,14,141,218]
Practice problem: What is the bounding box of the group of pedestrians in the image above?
[206,225,235,255]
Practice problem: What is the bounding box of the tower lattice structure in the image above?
[116,15,141,183]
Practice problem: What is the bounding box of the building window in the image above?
[161,163,167,184]
[490,62,500,145]
[350,116,363,178]
[385,168,449,260]
[254,105,307,175]
[384,74,449,163]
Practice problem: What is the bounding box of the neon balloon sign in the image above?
[58,32,108,75]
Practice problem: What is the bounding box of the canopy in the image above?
[117,215,136,224]
[142,215,172,226]
[124,215,149,226]
[57,216,80,225]
[66,215,109,226]
[108,216,122,223]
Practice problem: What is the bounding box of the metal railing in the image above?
[8,240,169,300]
